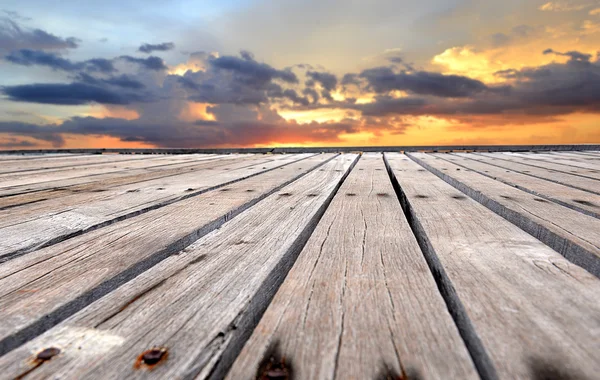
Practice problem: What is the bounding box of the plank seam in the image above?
[463,154,600,196]
[0,153,338,356]
[0,154,318,264]
[471,153,600,182]
[0,155,227,197]
[406,153,600,279]
[205,154,361,380]
[382,153,499,380]
[440,154,600,220]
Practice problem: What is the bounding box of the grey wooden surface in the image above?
[0,154,310,260]
[386,152,600,379]
[0,151,598,380]
[0,154,224,194]
[228,153,477,380]
[0,154,333,354]
[471,152,600,195]
[441,153,600,218]
[408,153,600,277]
[482,152,600,181]
[0,154,357,379]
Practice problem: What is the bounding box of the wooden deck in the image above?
[0,150,598,379]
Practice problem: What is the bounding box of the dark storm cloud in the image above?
[119,55,168,70]
[77,72,145,89]
[0,138,37,148]
[138,42,175,53]
[2,82,148,105]
[209,54,298,85]
[0,114,359,148]
[543,48,593,63]
[5,49,116,72]
[306,71,337,91]
[0,17,78,51]
[359,66,490,97]
[0,121,65,146]
[341,73,360,86]
[302,87,320,103]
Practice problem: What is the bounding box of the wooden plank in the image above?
[408,153,600,277]
[0,154,158,175]
[442,153,600,219]
[510,152,600,171]
[466,153,600,195]
[0,155,247,209]
[480,152,600,181]
[547,151,600,162]
[384,153,600,379]
[228,153,477,380]
[0,154,310,260]
[0,153,339,357]
[0,154,221,190]
[0,154,357,379]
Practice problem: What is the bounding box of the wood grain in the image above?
[0,154,310,260]
[442,153,600,219]
[385,152,600,379]
[228,153,478,380]
[510,152,600,171]
[0,154,357,380]
[0,154,335,355]
[470,153,600,195]
[408,152,600,277]
[482,152,600,181]
[0,154,156,175]
[0,154,223,193]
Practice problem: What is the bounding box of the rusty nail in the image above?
[36,347,61,361]
[142,348,166,365]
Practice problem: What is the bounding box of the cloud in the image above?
[5,49,116,73]
[359,66,491,98]
[538,1,592,11]
[77,72,146,89]
[0,138,37,148]
[306,71,337,91]
[0,122,65,146]
[119,55,168,70]
[138,42,175,53]
[209,52,298,85]
[0,17,79,51]
[2,82,149,105]
[490,25,541,47]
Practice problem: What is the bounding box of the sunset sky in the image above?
[1,0,599,148]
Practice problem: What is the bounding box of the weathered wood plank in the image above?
[0,154,222,190]
[385,153,600,379]
[481,152,600,181]
[0,155,257,211]
[228,153,477,380]
[548,151,600,162]
[467,153,600,195]
[0,154,357,380]
[408,153,600,277]
[0,153,337,356]
[0,154,157,175]
[0,154,310,260]
[0,155,230,198]
[442,153,600,218]
[510,152,600,171]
